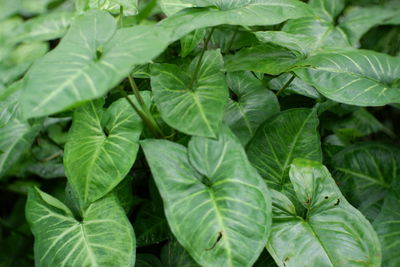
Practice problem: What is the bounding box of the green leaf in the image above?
[0,81,42,179]
[332,142,400,220]
[161,240,199,267]
[158,0,193,16]
[14,12,76,43]
[160,0,313,42]
[22,10,169,118]
[373,189,400,267]
[134,202,170,247]
[64,94,147,205]
[224,71,279,145]
[255,31,316,55]
[224,44,301,75]
[141,127,272,267]
[295,49,400,106]
[247,108,322,189]
[26,187,135,267]
[309,0,345,22]
[267,159,381,267]
[180,29,206,58]
[151,50,228,138]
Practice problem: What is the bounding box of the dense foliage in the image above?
[1,0,400,266]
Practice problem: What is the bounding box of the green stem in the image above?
[189,27,215,90]
[276,74,296,96]
[118,88,163,138]
[119,6,124,27]
[128,75,146,108]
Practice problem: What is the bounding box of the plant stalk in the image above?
[189,27,215,90]
[276,74,296,96]
[118,88,163,138]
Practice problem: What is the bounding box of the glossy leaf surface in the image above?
[26,187,135,267]
[151,50,227,137]
[267,159,381,267]
[141,127,272,267]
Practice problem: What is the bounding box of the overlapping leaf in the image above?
[224,71,279,145]
[141,127,272,267]
[295,49,400,106]
[26,187,135,267]
[64,94,147,205]
[151,50,227,138]
[159,0,313,42]
[267,159,381,267]
[22,10,169,118]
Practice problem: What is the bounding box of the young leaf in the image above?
[64,94,148,205]
[141,127,272,267]
[267,159,381,267]
[295,49,400,106]
[373,189,400,267]
[22,10,169,118]
[151,50,228,138]
[247,108,322,188]
[159,0,313,42]
[224,71,280,145]
[26,187,135,267]
[180,29,206,58]
[332,143,400,220]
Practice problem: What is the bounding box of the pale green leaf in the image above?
[88,0,139,15]
[158,0,193,16]
[26,187,135,267]
[309,0,345,22]
[151,50,228,138]
[295,49,400,106]
[141,127,272,267]
[224,71,279,145]
[64,94,147,205]
[268,73,320,99]
[22,10,169,118]
[267,159,381,267]
[255,31,316,55]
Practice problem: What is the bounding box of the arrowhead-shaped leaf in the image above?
[267,159,381,267]
[295,49,400,106]
[332,142,400,220]
[26,187,135,267]
[224,71,279,145]
[64,94,147,205]
[141,127,272,267]
[151,50,228,138]
[22,10,169,118]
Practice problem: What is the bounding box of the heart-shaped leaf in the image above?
[64,94,147,205]
[22,10,169,118]
[141,127,272,267]
[267,159,381,267]
[26,187,135,267]
[151,50,228,138]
